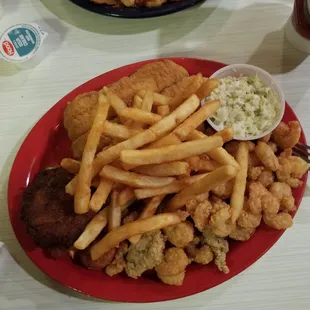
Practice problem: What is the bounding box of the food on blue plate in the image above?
[91,0,180,8]
[20,61,308,287]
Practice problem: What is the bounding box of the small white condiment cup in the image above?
[204,64,285,141]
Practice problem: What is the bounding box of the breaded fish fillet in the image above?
[64,60,188,144]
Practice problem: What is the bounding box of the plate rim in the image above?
[7,57,308,302]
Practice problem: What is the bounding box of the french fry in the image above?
[207,147,239,168]
[166,165,238,211]
[74,92,110,214]
[196,78,220,100]
[133,94,143,109]
[141,90,153,112]
[121,134,182,171]
[137,90,171,106]
[128,195,165,244]
[100,165,175,188]
[74,207,109,250]
[230,142,249,223]
[186,129,206,140]
[134,173,207,199]
[89,178,114,212]
[125,95,144,128]
[65,93,200,193]
[119,108,162,125]
[168,74,203,109]
[90,211,189,260]
[215,127,234,143]
[185,156,220,172]
[186,130,240,169]
[121,133,181,171]
[108,190,122,231]
[118,186,135,206]
[61,158,80,174]
[104,88,127,123]
[157,105,170,117]
[133,161,189,177]
[173,100,220,140]
[101,121,142,140]
[74,197,134,250]
[130,91,154,129]
[120,136,223,166]
[146,133,181,149]
[66,175,102,196]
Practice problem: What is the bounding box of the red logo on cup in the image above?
[2,40,14,56]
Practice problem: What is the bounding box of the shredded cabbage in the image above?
[207,75,280,137]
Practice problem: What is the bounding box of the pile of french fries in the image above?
[60,75,247,263]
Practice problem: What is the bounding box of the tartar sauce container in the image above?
[0,23,48,69]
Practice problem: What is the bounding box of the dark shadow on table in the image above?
[37,0,222,52]
[248,26,308,74]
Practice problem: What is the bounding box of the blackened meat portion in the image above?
[21,168,95,248]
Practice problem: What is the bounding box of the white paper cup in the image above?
[206,64,285,141]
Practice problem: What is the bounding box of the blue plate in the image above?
[70,0,205,18]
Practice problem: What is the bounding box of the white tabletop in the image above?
[0,0,310,309]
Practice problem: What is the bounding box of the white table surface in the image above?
[0,0,309,309]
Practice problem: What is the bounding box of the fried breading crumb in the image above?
[164,221,194,248]
[125,231,165,279]
[203,230,229,274]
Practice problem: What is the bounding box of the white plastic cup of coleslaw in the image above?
[204,64,285,141]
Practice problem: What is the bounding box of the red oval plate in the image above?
[8,58,308,302]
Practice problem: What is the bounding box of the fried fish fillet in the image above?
[161,76,208,98]
[63,60,188,145]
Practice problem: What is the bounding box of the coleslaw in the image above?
[207,75,281,137]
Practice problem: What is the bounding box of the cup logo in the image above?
[2,40,14,56]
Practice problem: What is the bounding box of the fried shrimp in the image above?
[211,180,234,199]
[269,182,295,212]
[254,142,279,171]
[276,153,309,188]
[194,245,214,265]
[209,202,234,237]
[229,225,255,241]
[261,194,280,214]
[267,141,278,153]
[248,152,261,168]
[263,212,293,230]
[164,221,194,248]
[272,121,301,149]
[248,166,264,181]
[155,248,189,286]
[186,199,212,232]
[257,169,274,188]
[237,209,262,229]
[259,133,271,143]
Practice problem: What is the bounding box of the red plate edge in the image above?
[7,57,308,303]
